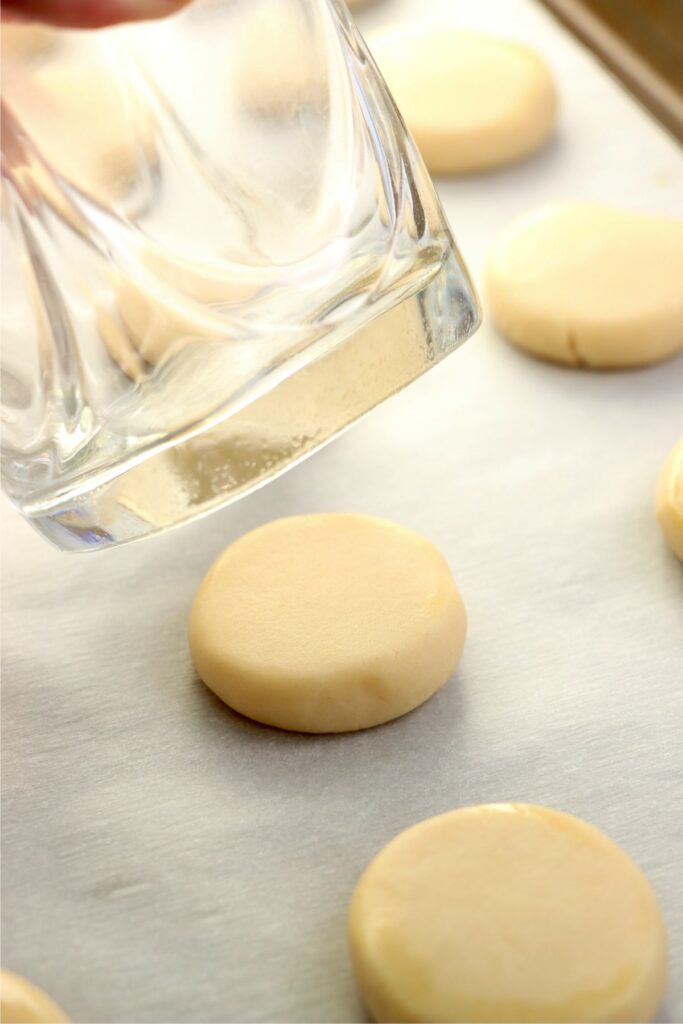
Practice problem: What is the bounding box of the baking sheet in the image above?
[2,0,682,1021]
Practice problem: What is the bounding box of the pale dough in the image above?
[233,3,327,115]
[486,203,683,368]
[105,248,261,365]
[370,29,556,175]
[8,62,155,207]
[656,438,683,562]
[189,514,466,733]
[112,274,228,365]
[348,804,667,1023]
[95,303,147,381]
[0,970,69,1024]
[1,25,57,64]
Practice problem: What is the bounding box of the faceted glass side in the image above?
[1,0,479,550]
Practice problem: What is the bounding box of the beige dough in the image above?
[0,970,69,1024]
[486,203,683,368]
[348,804,667,1023]
[370,29,556,175]
[233,3,327,115]
[95,303,147,381]
[1,25,57,64]
[189,514,466,733]
[8,62,155,207]
[112,274,228,365]
[656,438,683,562]
[104,248,262,366]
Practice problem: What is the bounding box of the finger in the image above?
[1,0,191,29]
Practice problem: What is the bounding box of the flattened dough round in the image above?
[1,24,57,63]
[189,514,466,733]
[486,203,683,368]
[234,4,326,114]
[11,62,154,206]
[348,804,667,1023]
[0,970,69,1024]
[107,247,261,366]
[656,438,683,562]
[371,29,556,175]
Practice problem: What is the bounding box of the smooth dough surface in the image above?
[371,29,556,175]
[9,62,154,206]
[486,203,683,368]
[107,248,261,365]
[656,438,683,561]
[234,4,326,114]
[1,24,57,63]
[0,971,69,1024]
[348,804,667,1023]
[189,514,466,733]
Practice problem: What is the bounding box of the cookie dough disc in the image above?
[233,3,327,114]
[371,29,556,175]
[1,24,57,64]
[189,514,466,733]
[0,970,69,1024]
[95,303,147,381]
[113,274,228,364]
[486,203,683,368]
[656,438,683,561]
[349,804,667,1023]
[10,62,155,206]
[109,248,262,365]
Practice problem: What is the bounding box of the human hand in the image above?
[2,0,192,29]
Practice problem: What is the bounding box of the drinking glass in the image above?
[1,0,479,551]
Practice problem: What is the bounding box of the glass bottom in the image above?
[18,250,478,551]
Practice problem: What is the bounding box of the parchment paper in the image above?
[2,0,682,1020]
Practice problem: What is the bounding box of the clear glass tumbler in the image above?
[1,0,479,551]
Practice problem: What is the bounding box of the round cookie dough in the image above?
[656,438,683,562]
[348,804,667,1023]
[189,514,466,733]
[486,203,683,368]
[106,247,263,367]
[1,24,57,64]
[9,61,155,207]
[0,970,69,1024]
[95,303,147,381]
[233,4,327,115]
[370,29,556,175]
[113,273,228,365]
